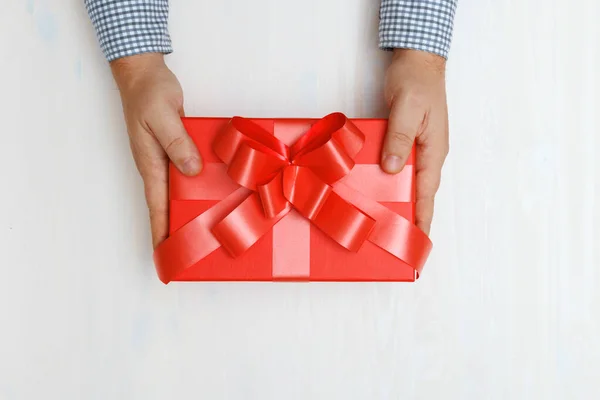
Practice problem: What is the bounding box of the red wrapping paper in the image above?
[153,113,432,283]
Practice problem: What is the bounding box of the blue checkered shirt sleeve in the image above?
[85,1,457,62]
[379,0,458,59]
[85,0,172,62]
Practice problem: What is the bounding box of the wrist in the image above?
[392,49,446,77]
[110,53,166,92]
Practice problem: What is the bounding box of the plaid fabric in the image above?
[85,0,457,62]
[85,0,172,62]
[379,0,458,59]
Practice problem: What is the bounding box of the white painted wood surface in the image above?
[1,0,599,398]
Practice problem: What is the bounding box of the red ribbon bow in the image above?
[211,112,379,257]
[154,113,432,283]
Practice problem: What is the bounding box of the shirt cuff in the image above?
[378,0,458,59]
[85,0,173,62]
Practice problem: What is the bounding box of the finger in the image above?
[381,95,425,174]
[145,159,170,248]
[414,120,448,235]
[150,106,202,176]
[129,132,170,248]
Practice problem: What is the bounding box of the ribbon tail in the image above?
[212,192,291,258]
[333,183,433,277]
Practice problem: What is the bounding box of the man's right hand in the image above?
[111,53,202,248]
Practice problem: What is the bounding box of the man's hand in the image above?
[111,54,202,248]
[382,49,449,235]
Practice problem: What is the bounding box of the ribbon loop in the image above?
[227,142,288,190]
[257,172,287,218]
[290,112,364,159]
[214,117,289,163]
[283,166,332,220]
[311,191,376,252]
[283,165,377,252]
[292,139,356,184]
[212,191,291,258]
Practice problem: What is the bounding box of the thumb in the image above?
[150,107,203,176]
[381,97,424,174]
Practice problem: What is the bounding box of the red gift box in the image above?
[153,113,432,283]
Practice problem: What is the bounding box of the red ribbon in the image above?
[153,113,432,283]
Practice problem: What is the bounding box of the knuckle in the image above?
[389,130,414,148]
[164,135,187,156]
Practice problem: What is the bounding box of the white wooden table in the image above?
[1,0,599,398]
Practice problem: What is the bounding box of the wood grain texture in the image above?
[0,0,598,398]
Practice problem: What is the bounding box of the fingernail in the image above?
[382,155,402,174]
[182,157,201,175]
